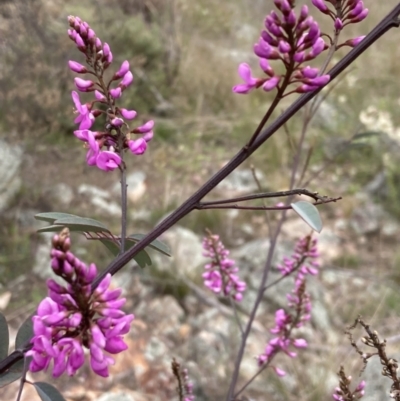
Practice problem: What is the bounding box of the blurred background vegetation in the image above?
[1,0,400,399]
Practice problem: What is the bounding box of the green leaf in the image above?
[34,212,82,224]
[128,234,171,256]
[34,382,66,401]
[0,357,24,388]
[15,315,33,350]
[35,214,111,234]
[132,250,152,268]
[37,225,72,233]
[0,312,9,360]
[99,238,152,268]
[291,201,323,233]
[53,216,111,233]
[98,238,120,256]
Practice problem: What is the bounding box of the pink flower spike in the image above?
[74,77,94,92]
[262,76,280,92]
[68,61,87,73]
[94,90,106,101]
[120,108,137,120]
[114,61,130,79]
[121,71,133,88]
[110,87,122,99]
[96,151,121,171]
[128,139,147,155]
[134,120,154,133]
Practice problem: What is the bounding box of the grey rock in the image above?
[349,194,400,237]
[78,184,120,216]
[45,183,74,207]
[152,226,207,277]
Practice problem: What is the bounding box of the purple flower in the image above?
[233,2,330,96]
[202,233,246,301]
[128,139,147,155]
[96,151,121,171]
[27,233,134,377]
[74,77,94,92]
[120,71,133,89]
[114,61,130,79]
[110,87,122,99]
[94,90,106,101]
[68,60,87,73]
[72,91,95,129]
[311,0,329,14]
[68,16,155,170]
[257,235,320,374]
[232,63,259,94]
[120,108,137,120]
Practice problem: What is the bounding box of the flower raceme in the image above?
[257,235,320,377]
[233,1,330,95]
[202,232,246,302]
[312,0,368,31]
[27,229,134,377]
[67,16,154,171]
[233,0,368,96]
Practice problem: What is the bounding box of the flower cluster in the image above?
[257,235,320,376]
[67,16,154,171]
[171,359,196,401]
[202,232,246,302]
[182,368,195,401]
[333,367,365,400]
[233,0,331,95]
[312,0,368,34]
[27,229,134,377]
[312,0,368,49]
[277,234,319,276]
